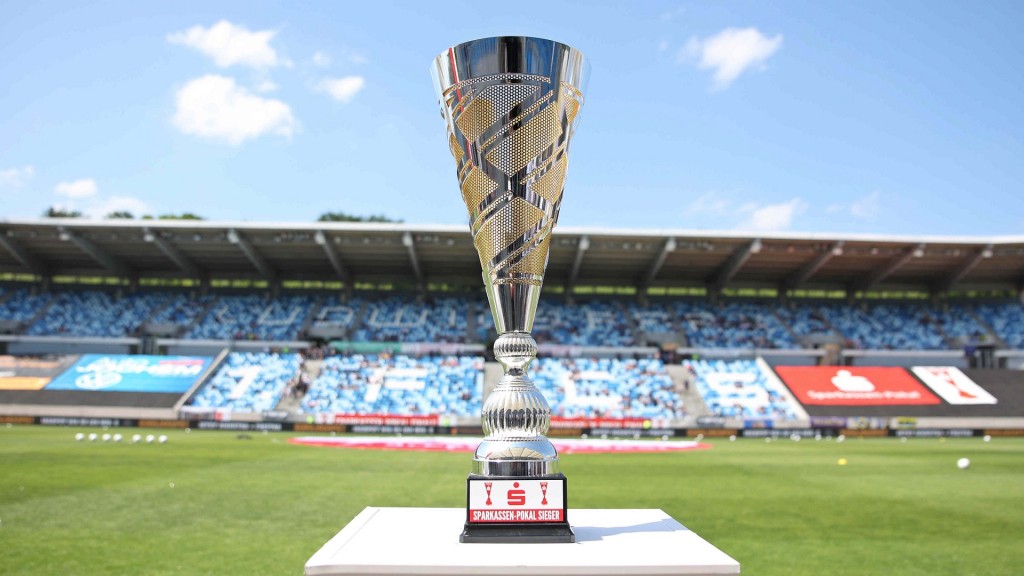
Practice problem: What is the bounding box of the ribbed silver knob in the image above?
[493,332,537,373]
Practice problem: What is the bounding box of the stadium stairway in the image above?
[352,299,370,337]
[466,300,479,343]
[805,310,843,348]
[300,295,328,338]
[968,310,1008,348]
[665,364,708,424]
[770,308,802,346]
[188,297,219,335]
[275,357,322,415]
[275,388,303,415]
[672,314,689,347]
[23,294,56,330]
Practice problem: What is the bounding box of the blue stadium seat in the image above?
[190,352,301,412]
[532,356,685,420]
[148,293,216,328]
[676,300,796,349]
[186,294,315,341]
[300,354,483,417]
[973,302,1024,348]
[533,299,635,347]
[312,296,366,333]
[348,296,470,343]
[26,291,169,337]
[683,359,799,421]
[775,304,839,340]
[816,302,947,349]
[0,288,53,323]
[626,300,678,335]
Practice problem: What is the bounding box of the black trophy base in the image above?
[460,473,574,543]
[460,522,575,543]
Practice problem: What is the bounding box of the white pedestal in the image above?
[305,507,740,576]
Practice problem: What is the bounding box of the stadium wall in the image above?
[1,336,139,355]
[843,349,969,368]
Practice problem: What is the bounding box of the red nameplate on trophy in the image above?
[467,478,567,524]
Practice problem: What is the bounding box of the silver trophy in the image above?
[431,36,588,543]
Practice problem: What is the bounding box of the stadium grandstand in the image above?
[1,218,1023,435]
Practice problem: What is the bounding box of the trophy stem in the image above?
[472,332,560,476]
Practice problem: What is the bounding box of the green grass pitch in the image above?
[1,425,1022,575]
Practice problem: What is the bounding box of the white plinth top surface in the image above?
[305,507,740,576]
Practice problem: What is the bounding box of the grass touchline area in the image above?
[1,425,1022,575]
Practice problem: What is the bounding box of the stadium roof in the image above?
[1,218,1023,294]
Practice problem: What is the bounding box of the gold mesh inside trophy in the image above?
[508,233,551,276]
[448,132,463,163]
[485,104,562,176]
[446,73,583,283]
[562,83,582,124]
[473,198,545,270]
[455,97,495,141]
[528,156,567,205]
[461,166,498,215]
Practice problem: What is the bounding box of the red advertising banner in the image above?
[549,417,649,429]
[774,367,940,406]
[326,414,440,426]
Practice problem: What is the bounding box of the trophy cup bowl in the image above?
[431,36,588,543]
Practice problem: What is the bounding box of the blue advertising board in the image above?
[45,354,214,393]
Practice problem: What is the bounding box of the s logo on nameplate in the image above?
[467,478,566,523]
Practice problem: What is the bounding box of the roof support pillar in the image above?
[227,228,275,281]
[640,237,676,293]
[565,235,589,296]
[402,232,424,291]
[708,239,761,290]
[0,230,45,276]
[60,227,128,277]
[145,228,201,278]
[784,241,843,292]
[315,230,350,284]
[853,243,924,293]
[934,244,992,293]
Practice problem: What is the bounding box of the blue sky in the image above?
[1,0,1022,236]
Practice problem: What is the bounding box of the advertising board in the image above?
[44,354,213,393]
[774,366,940,406]
[316,413,441,426]
[911,366,997,405]
[0,355,78,390]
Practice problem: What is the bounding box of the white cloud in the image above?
[312,51,331,67]
[660,6,685,21]
[684,191,734,217]
[54,178,98,199]
[827,191,881,220]
[679,27,783,89]
[312,50,366,67]
[173,75,298,145]
[0,165,34,188]
[739,198,806,231]
[88,195,153,219]
[254,79,278,93]
[686,192,806,231]
[167,20,288,69]
[318,76,365,103]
